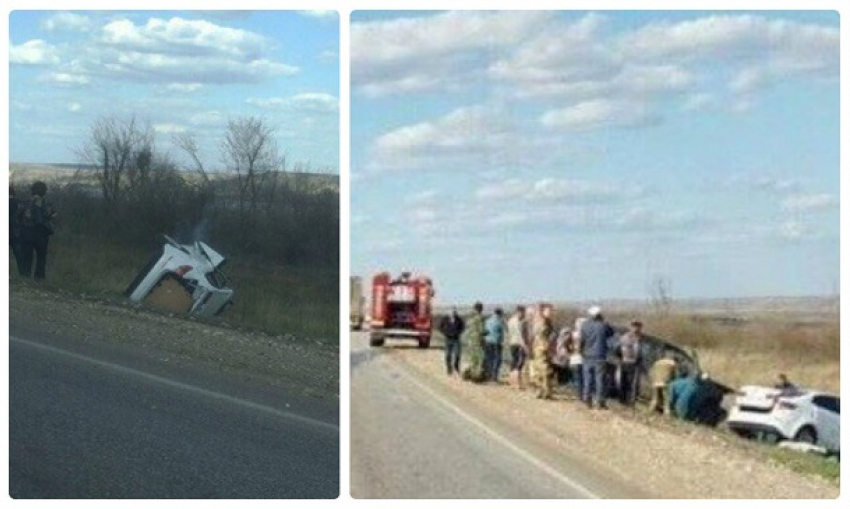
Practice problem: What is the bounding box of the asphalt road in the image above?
[9,331,339,498]
[350,332,645,499]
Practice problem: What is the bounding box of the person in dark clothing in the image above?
[691,374,728,426]
[439,307,465,376]
[616,320,644,406]
[580,306,615,409]
[18,181,56,280]
[9,185,24,273]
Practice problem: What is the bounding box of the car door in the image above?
[812,395,840,451]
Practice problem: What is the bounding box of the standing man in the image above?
[569,318,586,399]
[580,306,614,409]
[9,185,24,273]
[439,307,465,377]
[484,308,506,382]
[531,304,555,399]
[461,302,487,383]
[18,181,56,280]
[506,306,528,388]
[552,326,572,386]
[617,320,644,406]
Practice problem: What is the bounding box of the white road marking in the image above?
[393,363,600,499]
[11,336,339,434]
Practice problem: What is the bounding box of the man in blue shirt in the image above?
[580,306,615,409]
[484,308,506,382]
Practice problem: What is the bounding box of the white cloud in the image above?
[408,190,437,205]
[352,11,837,118]
[532,178,638,201]
[67,102,82,112]
[298,11,337,19]
[154,123,187,134]
[319,49,338,62]
[352,11,553,96]
[781,193,838,212]
[10,40,60,65]
[681,93,715,112]
[42,12,91,32]
[778,220,805,241]
[247,93,338,113]
[540,99,657,131]
[40,72,90,85]
[189,111,225,127]
[620,15,839,94]
[32,16,299,86]
[167,83,203,92]
[476,177,639,203]
[728,175,802,194]
[475,179,528,200]
[101,17,267,59]
[373,105,511,162]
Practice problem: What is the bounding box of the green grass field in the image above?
[13,233,339,341]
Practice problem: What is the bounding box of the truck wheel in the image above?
[369,334,385,347]
[418,336,431,349]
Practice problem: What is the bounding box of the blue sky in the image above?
[350,11,840,304]
[10,10,339,171]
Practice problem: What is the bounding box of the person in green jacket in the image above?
[669,371,704,421]
[461,302,487,383]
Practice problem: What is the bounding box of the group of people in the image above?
[10,181,57,280]
[439,303,724,422]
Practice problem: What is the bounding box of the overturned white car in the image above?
[125,235,234,317]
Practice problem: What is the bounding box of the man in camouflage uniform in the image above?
[531,304,554,399]
[461,302,487,383]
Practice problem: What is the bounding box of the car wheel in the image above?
[369,335,385,347]
[794,426,818,445]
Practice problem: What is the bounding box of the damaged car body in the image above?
[125,235,234,317]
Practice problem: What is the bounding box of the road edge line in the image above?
[394,366,600,499]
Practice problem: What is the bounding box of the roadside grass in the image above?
[642,313,839,394]
[545,306,839,394]
[12,233,338,341]
[766,447,841,483]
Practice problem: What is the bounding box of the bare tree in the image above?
[219,116,285,246]
[173,132,210,184]
[648,275,673,318]
[76,115,155,207]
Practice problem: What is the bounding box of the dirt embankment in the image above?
[9,283,339,401]
[389,344,838,499]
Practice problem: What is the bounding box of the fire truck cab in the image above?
[369,271,434,348]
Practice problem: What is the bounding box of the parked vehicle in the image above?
[125,235,234,318]
[369,271,434,348]
[727,385,840,453]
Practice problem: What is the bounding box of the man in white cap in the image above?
[579,305,615,409]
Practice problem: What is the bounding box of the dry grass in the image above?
[635,312,839,394]
[531,305,839,394]
[12,233,338,341]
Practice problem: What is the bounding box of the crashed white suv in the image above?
[125,235,234,318]
[726,385,840,453]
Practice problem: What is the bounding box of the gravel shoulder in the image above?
[9,282,339,406]
[386,341,838,499]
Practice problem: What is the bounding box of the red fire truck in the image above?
[369,271,434,348]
